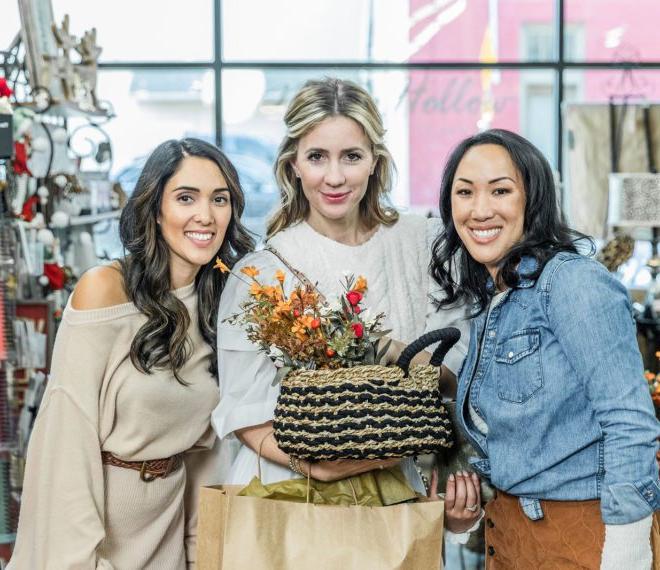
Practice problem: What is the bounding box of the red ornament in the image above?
[293,309,301,318]
[325,348,336,357]
[21,195,39,222]
[43,263,66,290]
[13,141,32,176]
[352,305,361,314]
[351,322,364,339]
[310,318,321,329]
[0,78,12,98]
[346,290,362,307]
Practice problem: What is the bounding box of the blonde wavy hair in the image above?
[267,77,399,238]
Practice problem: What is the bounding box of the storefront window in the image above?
[222,67,556,237]
[222,0,556,63]
[52,0,214,62]
[565,0,660,62]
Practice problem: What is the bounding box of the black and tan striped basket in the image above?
[273,328,460,461]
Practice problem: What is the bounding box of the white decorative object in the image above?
[51,127,68,144]
[31,137,49,152]
[58,197,82,216]
[37,185,49,205]
[12,175,28,216]
[53,174,68,188]
[608,173,660,237]
[28,212,45,229]
[37,228,55,246]
[74,28,102,110]
[0,97,12,114]
[18,0,64,101]
[19,3,104,112]
[50,210,69,228]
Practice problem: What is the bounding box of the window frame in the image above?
[93,0,660,182]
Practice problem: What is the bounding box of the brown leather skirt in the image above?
[484,491,605,569]
[485,491,660,569]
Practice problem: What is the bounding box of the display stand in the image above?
[0,8,119,559]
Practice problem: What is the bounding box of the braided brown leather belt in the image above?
[101,451,183,482]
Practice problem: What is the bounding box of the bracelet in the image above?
[288,455,305,476]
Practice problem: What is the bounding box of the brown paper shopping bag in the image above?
[196,484,444,570]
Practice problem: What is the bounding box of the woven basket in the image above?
[273,328,459,461]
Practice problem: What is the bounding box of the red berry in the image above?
[351,323,364,339]
[346,290,363,306]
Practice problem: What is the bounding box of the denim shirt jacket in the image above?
[457,251,660,525]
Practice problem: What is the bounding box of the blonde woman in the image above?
[212,78,480,533]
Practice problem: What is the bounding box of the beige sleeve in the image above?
[184,436,223,569]
[8,314,118,570]
[9,388,112,569]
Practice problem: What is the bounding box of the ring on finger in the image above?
[465,504,479,512]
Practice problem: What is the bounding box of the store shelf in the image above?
[68,210,121,226]
[45,101,113,120]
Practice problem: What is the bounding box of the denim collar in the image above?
[485,255,539,293]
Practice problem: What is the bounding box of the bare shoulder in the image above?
[71,262,129,310]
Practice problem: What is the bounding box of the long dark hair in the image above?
[119,138,255,382]
[431,129,592,315]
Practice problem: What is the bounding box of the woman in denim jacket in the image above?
[430,129,660,568]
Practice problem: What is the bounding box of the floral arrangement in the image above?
[645,351,660,416]
[215,258,390,380]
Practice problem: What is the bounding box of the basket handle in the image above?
[395,327,461,377]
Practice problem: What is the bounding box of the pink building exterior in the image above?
[407,0,660,209]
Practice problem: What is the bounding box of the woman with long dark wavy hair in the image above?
[9,138,254,569]
[431,129,659,568]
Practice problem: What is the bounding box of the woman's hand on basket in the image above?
[309,458,400,482]
[427,469,482,534]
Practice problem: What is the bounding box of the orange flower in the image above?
[275,301,291,314]
[275,270,286,284]
[291,321,309,341]
[214,257,230,273]
[262,285,283,301]
[240,266,260,278]
[249,282,264,297]
[353,276,368,293]
[299,315,316,329]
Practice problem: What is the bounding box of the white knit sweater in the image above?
[212,214,470,486]
[267,215,468,365]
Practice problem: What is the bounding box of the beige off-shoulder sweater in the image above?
[8,283,221,570]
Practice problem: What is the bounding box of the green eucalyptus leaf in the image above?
[369,329,392,340]
[363,343,376,365]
